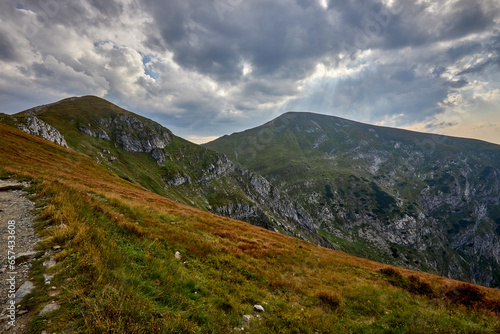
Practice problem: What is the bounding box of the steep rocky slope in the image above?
[0,97,326,246]
[206,112,500,287]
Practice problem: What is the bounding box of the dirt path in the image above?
[0,180,40,333]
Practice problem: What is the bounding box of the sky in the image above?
[0,0,500,145]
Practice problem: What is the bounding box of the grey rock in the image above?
[254,305,264,312]
[151,148,168,165]
[39,303,60,315]
[18,117,68,148]
[79,127,111,141]
[166,174,191,186]
[15,281,35,304]
[16,251,37,258]
[43,257,56,269]
[43,274,54,285]
[242,315,252,326]
[113,114,172,155]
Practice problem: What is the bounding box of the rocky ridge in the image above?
[17,116,68,148]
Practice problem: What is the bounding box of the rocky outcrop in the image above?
[198,156,235,182]
[18,117,68,148]
[234,166,316,233]
[166,173,191,186]
[77,114,173,165]
[113,114,172,154]
[164,151,321,243]
[78,126,111,141]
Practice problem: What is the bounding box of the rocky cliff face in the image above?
[78,113,173,165]
[165,151,326,245]
[17,116,68,148]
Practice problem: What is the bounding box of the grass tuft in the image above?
[316,290,343,310]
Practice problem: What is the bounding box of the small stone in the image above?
[254,305,264,312]
[52,245,61,251]
[18,310,28,315]
[43,257,56,268]
[17,251,37,258]
[44,273,54,285]
[39,303,60,315]
[0,267,6,273]
[242,314,253,325]
[15,281,35,304]
[174,251,182,260]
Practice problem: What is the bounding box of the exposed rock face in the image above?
[18,117,68,148]
[173,153,322,244]
[78,126,111,141]
[233,166,316,233]
[113,114,172,153]
[198,155,235,183]
[166,173,191,186]
[77,114,173,165]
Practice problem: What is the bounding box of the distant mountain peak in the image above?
[206,111,500,288]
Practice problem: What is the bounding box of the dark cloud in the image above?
[372,0,500,50]
[0,30,17,61]
[449,78,469,89]
[31,62,54,77]
[0,0,499,143]
[456,34,500,79]
[447,41,483,62]
[390,67,416,83]
[17,0,125,33]
[143,0,338,83]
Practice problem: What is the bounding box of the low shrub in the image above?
[408,275,435,298]
[380,267,403,279]
[380,268,435,298]
[316,290,342,310]
[445,284,485,307]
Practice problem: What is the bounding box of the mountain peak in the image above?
[206,111,500,288]
[17,95,132,118]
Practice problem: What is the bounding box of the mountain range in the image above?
[2,96,499,289]
[0,96,325,246]
[1,96,500,333]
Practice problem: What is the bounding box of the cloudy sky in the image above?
[1,0,500,144]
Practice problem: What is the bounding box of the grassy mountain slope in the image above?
[205,112,500,288]
[0,97,326,246]
[1,120,500,332]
